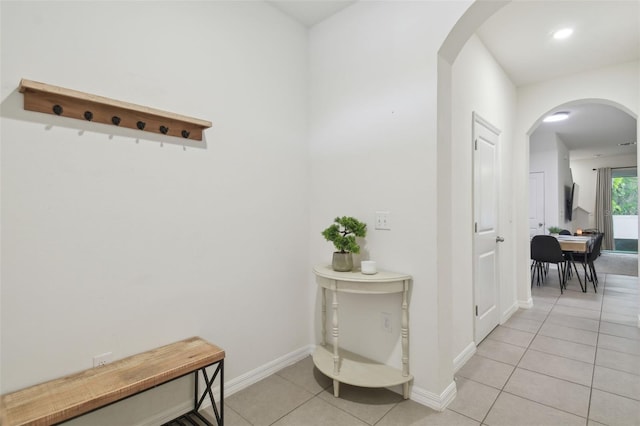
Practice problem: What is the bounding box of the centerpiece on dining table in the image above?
[548,226,563,236]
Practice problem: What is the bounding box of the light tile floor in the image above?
[217,271,640,425]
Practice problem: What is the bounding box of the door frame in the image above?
[472,112,502,344]
[529,171,545,237]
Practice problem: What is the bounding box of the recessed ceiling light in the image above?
[553,28,573,40]
[543,111,570,122]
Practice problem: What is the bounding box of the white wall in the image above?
[557,136,573,229]
[309,0,471,402]
[1,1,310,422]
[1,0,490,417]
[530,131,560,230]
[514,61,640,306]
[450,35,517,364]
[530,131,572,230]
[571,154,638,229]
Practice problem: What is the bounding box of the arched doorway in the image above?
[528,99,638,286]
[436,1,640,404]
[528,100,637,242]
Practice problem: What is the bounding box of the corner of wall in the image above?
[410,380,457,412]
[500,301,519,324]
[452,342,476,373]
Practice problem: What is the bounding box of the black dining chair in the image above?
[572,233,603,292]
[531,235,568,293]
[581,228,600,235]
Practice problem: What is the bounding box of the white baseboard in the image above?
[453,342,476,373]
[518,297,533,309]
[224,344,314,397]
[197,344,314,414]
[501,301,519,324]
[410,380,457,411]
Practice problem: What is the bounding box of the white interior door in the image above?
[529,172,545,236]
[473,113,501,343]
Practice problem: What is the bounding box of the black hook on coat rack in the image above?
[111,116,121,126]
[159,125,169,135]
[137,121,146,130]
[52,104,63,115]
[181,130,190,139]
[84,111,93,121]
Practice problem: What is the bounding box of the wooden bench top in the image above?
[1,337,225,426]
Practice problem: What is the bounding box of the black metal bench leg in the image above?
[192,361,224,426]
[206,362,223,426]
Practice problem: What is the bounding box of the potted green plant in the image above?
[322,216,367,272]
[548,226,563,236]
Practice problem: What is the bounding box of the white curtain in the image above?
[595,167,614,250]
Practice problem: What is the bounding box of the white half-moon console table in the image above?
[312,264,413,399]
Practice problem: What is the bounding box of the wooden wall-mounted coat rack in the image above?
[18,79,212,141]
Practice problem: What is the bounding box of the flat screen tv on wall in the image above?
[566,183,576,221]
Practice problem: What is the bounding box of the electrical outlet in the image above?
[381,312,392,333]
[375,211,391,230]
[93,352,112,367]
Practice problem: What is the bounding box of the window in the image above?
[611,167,638,252]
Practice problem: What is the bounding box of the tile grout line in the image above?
[477,287,555,425]
[224,403,255,426]
[266,371,354,426]
[591,358,640,378]
[438,399,486,425]
[497,389,590,421]
[372,401,401,426]
[585,272,607,424]
[480,272,616,424]
[280,371,402,426]
[510,289,594,421]
[497,271,639,423]
[590,273,640,404]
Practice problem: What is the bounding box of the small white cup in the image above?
[361,260,377,275]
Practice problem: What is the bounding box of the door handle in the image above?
[496,236,505,243]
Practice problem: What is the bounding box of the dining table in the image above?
[555,234,594,292]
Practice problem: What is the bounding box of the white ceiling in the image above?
[267,1,356,27]
[476,0,640,87]
[476,0,639,161]
[268,0,639,161]
[535,103,637,160]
